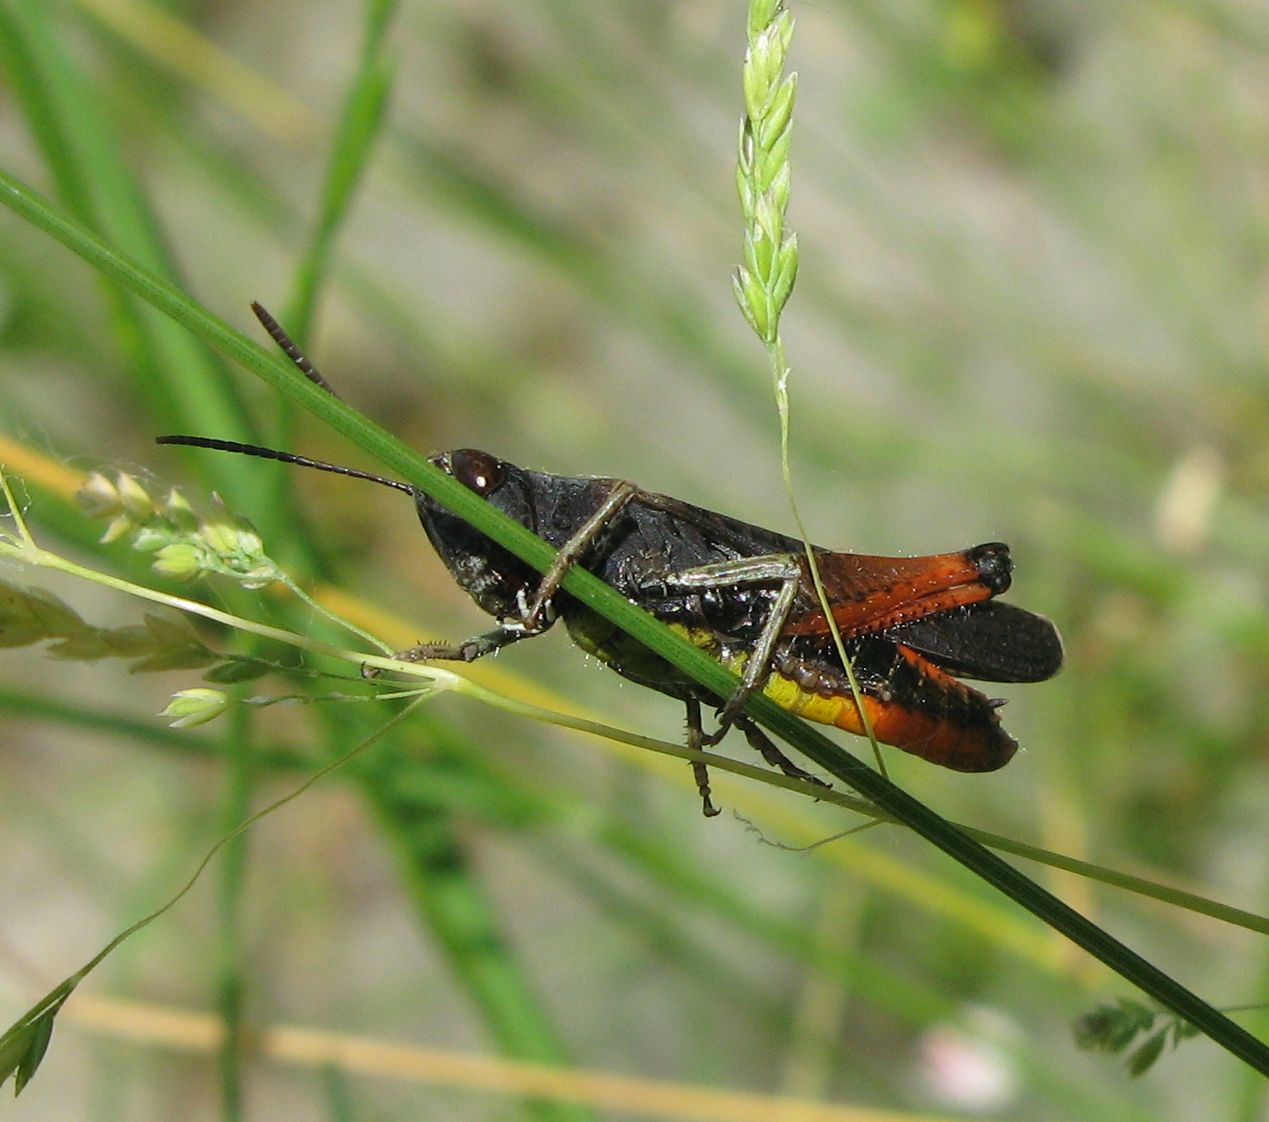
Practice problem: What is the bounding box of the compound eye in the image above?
[449,449,504,496]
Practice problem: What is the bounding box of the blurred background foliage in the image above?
[0,0,1266,1118]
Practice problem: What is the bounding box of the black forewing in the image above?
[603,489,1064,683]
[884,601,1064,683]
[632,491,806,557]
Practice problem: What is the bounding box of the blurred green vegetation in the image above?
[0,0,1265,1119]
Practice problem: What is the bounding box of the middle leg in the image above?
[646,554,802,744]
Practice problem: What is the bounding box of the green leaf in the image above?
[0,1022,31,1090]
[204,658,273,684]
[128,647,219,674]
[1172,1019,1201,1042]
[12,1012,54,1095]
[0,583,84,647]
[1073,998,1156,1053]
[0,1006,58,1097]
[46,633,113,661]
[23,587,85,636]
[127,615,216,670]
[142,613,201,646]
[0,620,47,649]
[1127,1030,1169,1077]
[102,624,158,658]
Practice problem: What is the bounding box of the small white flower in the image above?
[199,518,240,557]
[77,472,122,519]
[153,543,204,580]
[160,687,230,729]
[115,473,154,520]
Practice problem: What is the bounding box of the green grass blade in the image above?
[360,740,595,1122]
[0,0,255,465]
[283,0,399,344]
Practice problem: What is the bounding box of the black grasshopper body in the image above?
[158,305,1063,814]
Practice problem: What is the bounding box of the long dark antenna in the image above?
[251,301,338,395]
[155,435,415,495]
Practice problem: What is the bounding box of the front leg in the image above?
[646,554,802,744]
[522,480,639,628]
[392,481,641,670]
